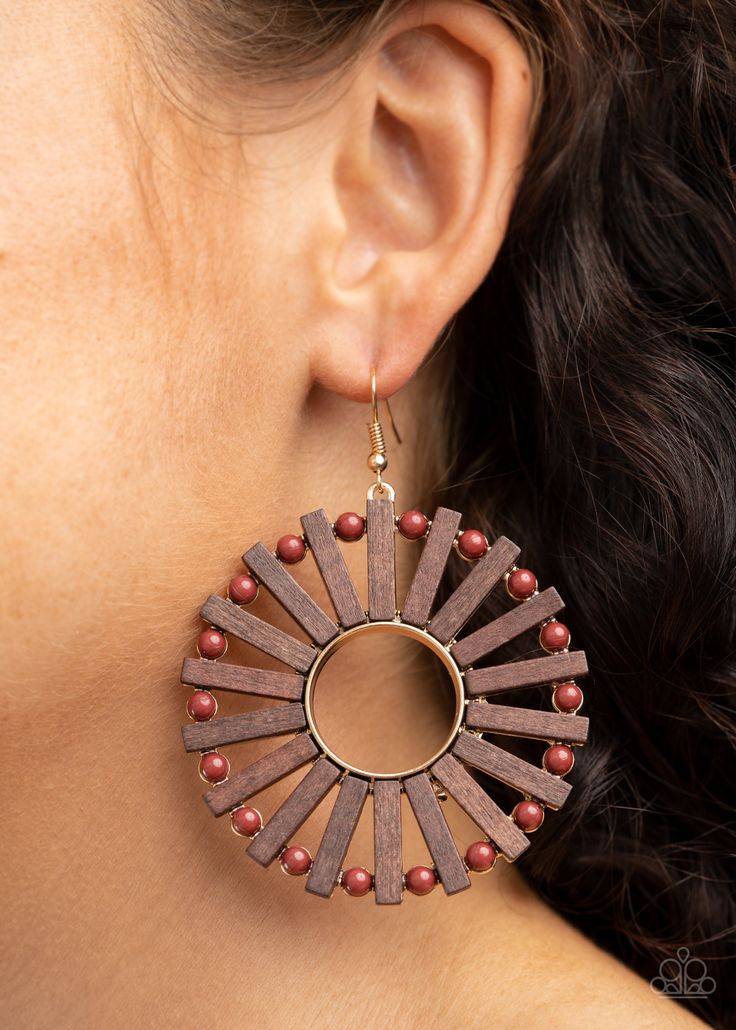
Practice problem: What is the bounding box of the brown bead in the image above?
[543,744,575,775]
[405,865,437,895]
[197,628,227,659]
[199,751,229,783]
[228,574,258,605]
[507,568,538,600]
[341,867,373,897]
[465,841,497,873]
[276,534,306,563]
[280,845,312,875]
[540,620,571,652]
[231,806,262,838]
[512,800,545,832]
[458,529,488,559]
[334,512,365,542]
[397,510,429,540]
[553,682,584,713]
[187,690,217,721]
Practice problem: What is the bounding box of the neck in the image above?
[5,365,566,1024]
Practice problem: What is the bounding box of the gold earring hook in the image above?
[367,367,401,499]
[370,368,402,446]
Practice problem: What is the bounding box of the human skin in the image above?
[0,2,705,1027]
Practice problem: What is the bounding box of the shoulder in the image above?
[497,905,709,1027]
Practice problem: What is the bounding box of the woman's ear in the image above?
[304,0,533,401]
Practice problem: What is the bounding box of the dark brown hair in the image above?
[141,2,736,1025]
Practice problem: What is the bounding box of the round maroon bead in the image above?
[334,512,365,542]
[280,845,312,876]
[199,751,229,783]
[276,534,306,564]
[553,682,584,713]
[507,568,538,600]
[458,529,488,559]
[342,866,373,897]
[197,628,227,659]
[228,574,258,605]
[512,800,545,832]
[540,620,571,652]
[231,806,262,838]
[465,841,497,873]
[543,744,575,775]
[397,510,429,540]
[405,865,437,896]
[187,690,217,721]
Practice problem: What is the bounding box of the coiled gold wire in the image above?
[368,420,386,458]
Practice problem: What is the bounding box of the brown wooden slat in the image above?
[181,657,304,701]
[452,587,563,668]
[203,734,317,817]
[182,704,306,753]
[403,772,470,895]
[464,651,588,697]
[465,702,589,745]
[201,595,316,675]
[366,498,396,621]
[401,507,462,628]
[428,536,520,645]
[430,754,529,861]
[373,779,403,905]
[306,775,369,898]
[454,732,572,809]
[243,541,339,647]
[300,508,365,629]
[246,758,341,867]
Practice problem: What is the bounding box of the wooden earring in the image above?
[180,370,589,902]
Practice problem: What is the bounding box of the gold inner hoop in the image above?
[304,621,466,780]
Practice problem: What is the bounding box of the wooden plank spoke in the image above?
[180,657,304,701]
[403,772,470,895]
[243,541,339,647]
[465,702,589,745]
[182,704,306,753]
[246,758,341,867]
[306,776,369,898]
[300,508,365,629]
[373,779,403,905]
[366,498,396,621]
[464,651,588,697]
[430,754,529,861]
[200,595,316,674]
[428,536,520,645]
[452,587,563,668]
[203,734,317,817]
[401,507,462,628]
[454,731,572,809]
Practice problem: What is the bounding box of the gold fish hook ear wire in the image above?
[367,366,402,496]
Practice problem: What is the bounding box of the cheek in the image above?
[0,14,180,615]
[0,21,202,682]
[0,43,153,688]
[0,6,153,310]
[0,14,313,700]
[0,246,298,703]
[0,360,187,684]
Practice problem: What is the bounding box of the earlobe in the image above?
[309,1,533,403]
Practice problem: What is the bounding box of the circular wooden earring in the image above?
[180,372,589,902]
